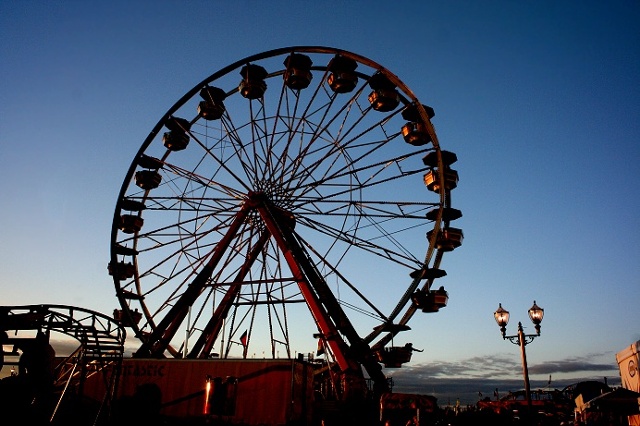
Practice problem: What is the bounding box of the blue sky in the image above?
[1,1,639,403]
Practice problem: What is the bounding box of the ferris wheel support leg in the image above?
[255,200,355,370]
[254,195,389,394]
[189,230,272,358]
[134,204,252,358]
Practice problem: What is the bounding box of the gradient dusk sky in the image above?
[1,1,638,402]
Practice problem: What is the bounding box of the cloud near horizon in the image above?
[528,354,617,375]
[384,352,621,405]
[395,352,620,379]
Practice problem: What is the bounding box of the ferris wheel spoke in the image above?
[198,112,260,182]
[181,130,255,194]
[297,214,421,268]
[116,229,223,305]
[307,145,429,191]
[265,65,328,179]
[221,113,263,180]
[256,76,365,194]
[281,103,398,192]
[290,165,429,214]
[266,84,302,182]
[295,198,438,218]
[295,232,388,321]
[298,201,432,263]
[278,75,372,178]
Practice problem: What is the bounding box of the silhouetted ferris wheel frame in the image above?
[108,46,462,392]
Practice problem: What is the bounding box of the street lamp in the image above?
[493,301,544,413]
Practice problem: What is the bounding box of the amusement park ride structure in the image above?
[1,46,463,424]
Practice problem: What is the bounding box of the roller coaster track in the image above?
[0,304,126,423]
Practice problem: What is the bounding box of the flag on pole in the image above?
[316,338,324,356]
[240,330,248,347]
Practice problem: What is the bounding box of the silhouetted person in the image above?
[18,331,56,387]
[1,331,56,424]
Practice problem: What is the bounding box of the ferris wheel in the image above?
[108,46,462,393]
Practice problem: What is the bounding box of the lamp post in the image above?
[493,301,544,414]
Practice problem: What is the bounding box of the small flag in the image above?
[316,338,324,356]
[240,330,248,347]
